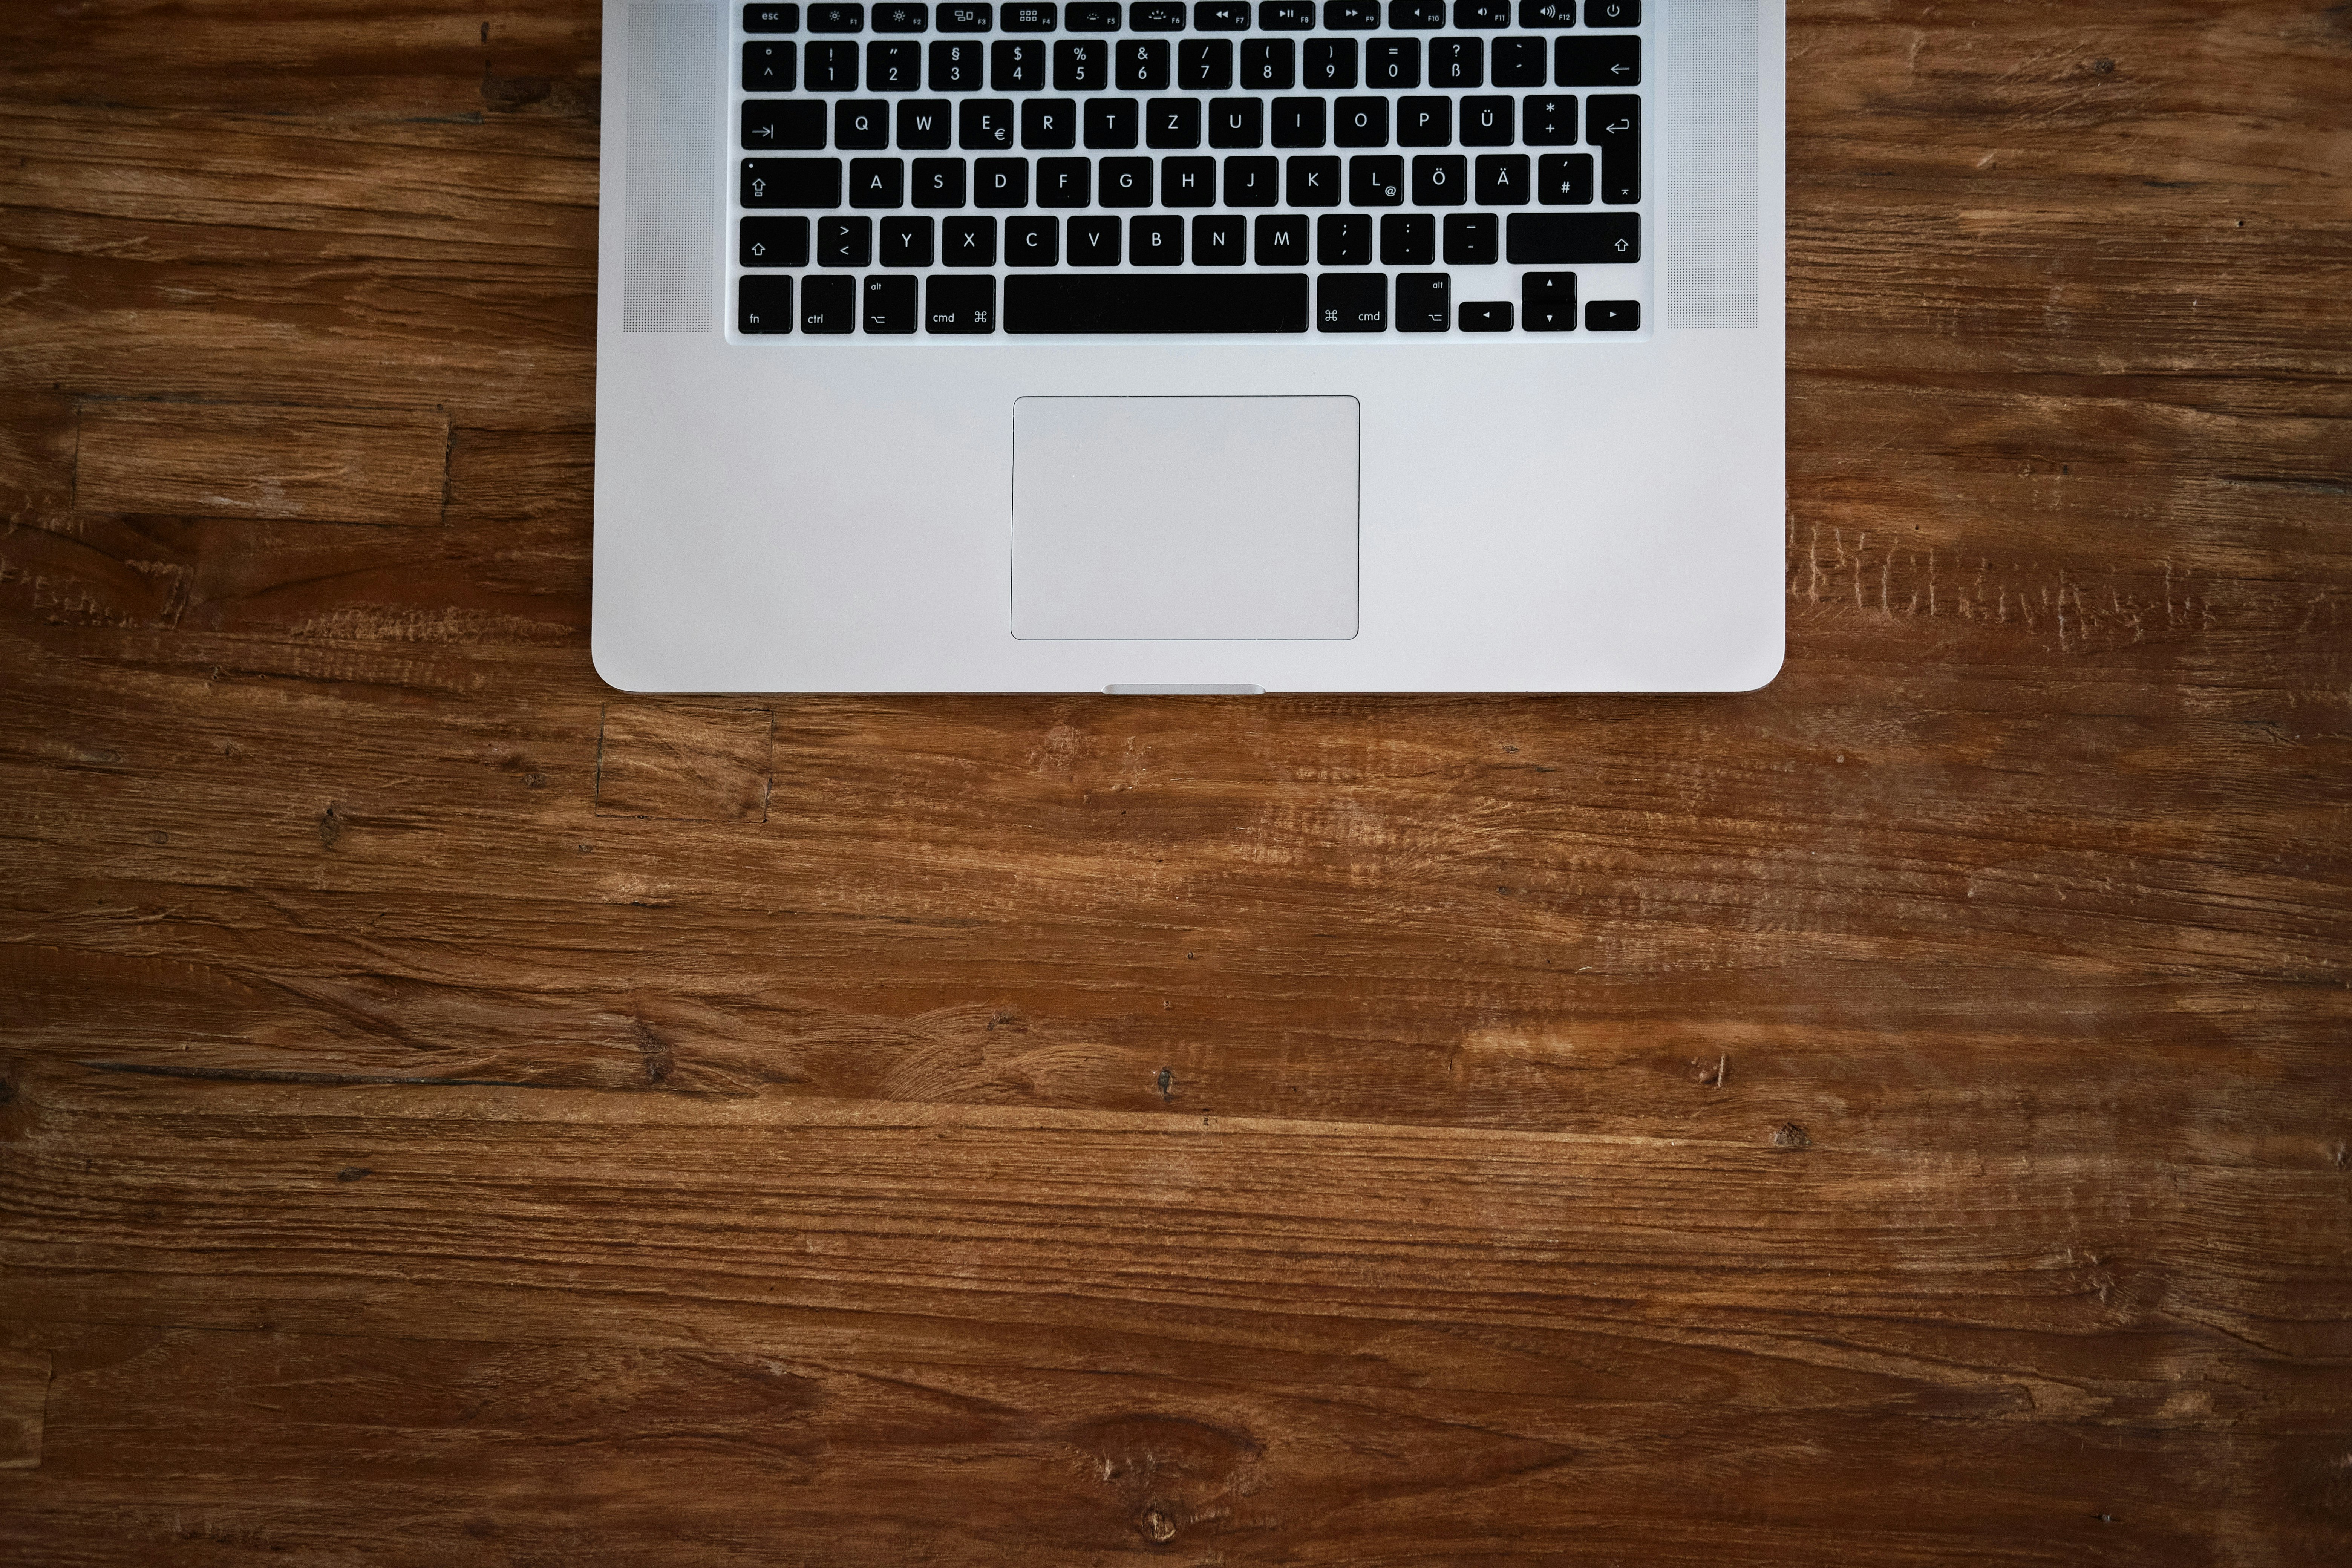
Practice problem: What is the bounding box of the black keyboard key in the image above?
[1180,38,1234,87]
[880,214,935,264]
[1459,93,1511,143]
[1305,38,1358,88]
[807,40,860,89]
[743,156,843,208]
[1554,34,1636,86]
[1586,0,1636,25]
[940,3,994,29]
[1053,40,1107,89]
[993,39,1047,88]
[802,273,855,332]
[1504,210,1638,262]
[864,274,917,332]
[1410,153,1464,205]
[1286,155,1340,205]
[740,216,811,266]
[926,274,997,332]
[961,97,1016,146]
[743,98,825,150]
[1023,97,1078,145]
[1132,213,1184,262]
[1101,155,1154,204]
[1396,95,1450,145]
[1224,155,1279,204]
[1067,0,1123,26]
[744,41,798,92]
[809,3,865,29]
[849,156,906,206]
[1164,155,1217,202]
[1325,0,1380,26]
[1243,38,1296,88]
[870,40,923,90]
[1429,37,1481,88]
[819,214,873,264]
[1517,0,1572,24]
[1454,0,1508,24]
[1195,0,1251,26]
[1003,2,1058,28]
[1130,0,1187,28]
[1586,298,1638,330]
[1317,271,1386,331]
[913,157,968,205]
[734,279,790,343]
[1084,96,1140,147]
[1387,0,1443,25]
[1117,38,1171,88]
[1272,97,1326,147]
[1522,93,1577,144]
[1475,153,1527,205]
[944,214,998,262]
[1254,212,1308,263]
[1348,154,1403,205]
[1006,273,1309,331]
[898,98,953,145]
[1317,212,1372,264]
[875,3,930,29]
[1588,93,1640,203]
[1259,0,1315,26]
[746,5,802,32]
[1193,212,1247,261]
[931,38,987,87]
[1490,35,1544,86]
[1442,210,1496,262]
[1396,270,1449,330]
[1148,97,1202,146]
[1068,214,1122,263]
[1459,299,1511,331]
[975,155,1031,204]
[1521,269,1574,329]
[1007,214,1060,263]
[1335,95,1389,145]
[835,100,889,147]
[1536,151,1591,204]
[1210,98,1264,146]
[1379,211,1432,263]
[1038,156,1092,204]
[1366,37,1420,87]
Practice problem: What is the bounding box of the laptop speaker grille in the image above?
[622,4,718,334]
[1663,0,1762,330]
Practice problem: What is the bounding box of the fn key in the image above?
[739,276,793,334]
[926,275,996,333]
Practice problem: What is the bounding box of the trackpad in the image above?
[1011,395,1358,640]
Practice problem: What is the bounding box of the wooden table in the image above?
[3,3,2347,1562]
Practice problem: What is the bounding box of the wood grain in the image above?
[74,401,450,525]
[2,0,2349,1563]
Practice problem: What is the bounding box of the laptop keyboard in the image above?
[727,0,1648,337]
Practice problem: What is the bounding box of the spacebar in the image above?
[1004,275,1310,334]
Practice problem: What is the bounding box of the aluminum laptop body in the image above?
[594,0,1784,692]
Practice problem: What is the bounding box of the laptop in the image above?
[594,0,1783,693]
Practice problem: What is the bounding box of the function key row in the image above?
[747,35,1640,92]
[738,271,1640,335]
[745,1,1635,33]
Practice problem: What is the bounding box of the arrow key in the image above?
[1554,35,1638,87]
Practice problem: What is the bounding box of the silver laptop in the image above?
[594,0,1783,692]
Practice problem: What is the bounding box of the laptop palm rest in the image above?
[1011,395,1359,641]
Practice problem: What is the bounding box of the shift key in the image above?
[1504,212,1639,264]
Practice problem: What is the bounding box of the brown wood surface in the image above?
[3,1,2349,1563]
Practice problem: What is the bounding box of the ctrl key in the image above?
[926,275,996,333]
[739,275,793,335]
[801,274,855,334]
